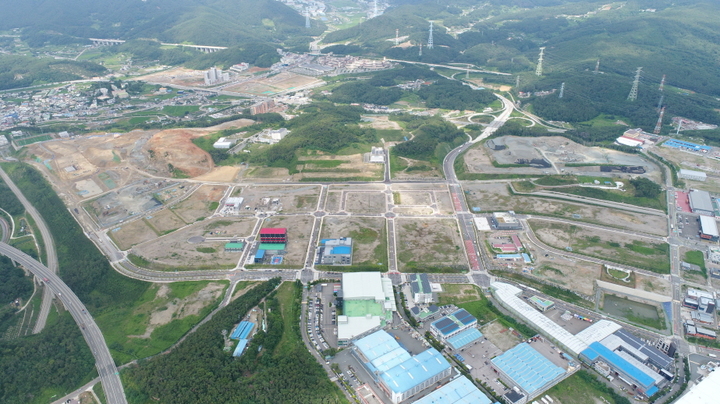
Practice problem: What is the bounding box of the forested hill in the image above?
[0,0,323,47]
[324,0,720,96]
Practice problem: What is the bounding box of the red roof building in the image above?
[260,228,287,243]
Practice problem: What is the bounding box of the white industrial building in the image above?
[204,67,230,86]
[337,272,396,345]
[224,197,244,210]
[491,282,621,356]
[679,169,707,182]
[213,137,235,149]
[490,212,523,230]
[675,368,720,404]
[700,216,719,241]
[409,273,434,304]
[369,147,385,163]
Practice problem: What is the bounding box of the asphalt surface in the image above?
[0,166,58,334]
[0,242,127,404]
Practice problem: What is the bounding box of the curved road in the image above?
[0,167,58,334]
[0,242,127,404]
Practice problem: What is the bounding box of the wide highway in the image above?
[0,167,58,334]
[0,242,127,404]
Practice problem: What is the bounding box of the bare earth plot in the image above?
[109,218,158,250]
[521,254,601,297]
[131,218,256,270]
[320,216,387,265]
[437,284,482,305]
[296,154,383,181]
[261,215,314,267]
[463,182,667,235]
[224,72,322,95]
[202,217,258,238]
[242,166,292,181]
[393,156,443,179]
[173,184,229,223]
[654,146,720,193]
[396,218,468,272]
[345,192,387,214]
[529,220,670,273]
[145,208,187,235]
[324,191,341,213]
[481,321,521,352]
[239,185,320,214]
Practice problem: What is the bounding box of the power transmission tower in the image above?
[427,22,434,50]
[654,107,665,134]
[305,9,311,29]
[627,67,642,101]
[516,76,520,88]
[418,42,422,57]
[657,94,664,111]
[535,47,546,76]
[659,74,666,91]
[559,82,565,99]
[374,0,378,18]
[395,29,399,46]
[594,59,600,74]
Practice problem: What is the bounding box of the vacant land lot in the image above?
[437,284,482,305]
[130,217,256,270]
[344,192,387,214]
[396,218,467,272]
[529,220,670,273]
[110,218,158,250]
[481,320,521,351]
[261,215,314,267]
[145,209,187,235]
[238,185,320,214]
[463,182,667,235]
[297,154,383,181]
[173,185,229,223]
[320,216,387,265]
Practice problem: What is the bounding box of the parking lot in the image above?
[306,283,340,351]
[678,213,701,239]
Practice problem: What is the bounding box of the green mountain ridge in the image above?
[1,0,323,47]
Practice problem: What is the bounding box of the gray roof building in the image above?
[689,190,714,216]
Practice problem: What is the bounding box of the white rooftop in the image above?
[492,282,588,355]
[700,216,719,237]
[338,315,382,340]
[343,272,385,302]
[576,320,622,346]
[676,369,720,404]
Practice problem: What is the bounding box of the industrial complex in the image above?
[337,272,396,345]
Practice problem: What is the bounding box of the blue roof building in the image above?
[580,342,663,396]
[230,321,255,340]
[232,339,249,357]
[492,343,567,400]
[431,309,478,340]
[318,237,353,265]
[414,376,494,404]
[378,348,452,403]
[353,331,453,403]
[446,328,483,350]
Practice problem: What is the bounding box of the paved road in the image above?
[0,216,9,243]
[0,167,58,334]
[0,242,127,404]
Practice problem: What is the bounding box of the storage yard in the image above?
[462,136,659,181]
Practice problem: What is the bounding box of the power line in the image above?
[627,67,642,101]
[535,47,546,76]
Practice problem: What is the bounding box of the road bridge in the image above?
[0,243,127,404]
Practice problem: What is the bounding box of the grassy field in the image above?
[530,220,671,274]
[162,105,200,117]
[96,281,228,364]
[684,250,707,278]
[496,271,592,308]
[547,371,621,404]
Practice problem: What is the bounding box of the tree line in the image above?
[124,279,346,404]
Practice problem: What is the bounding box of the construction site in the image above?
[464,135,660,181]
